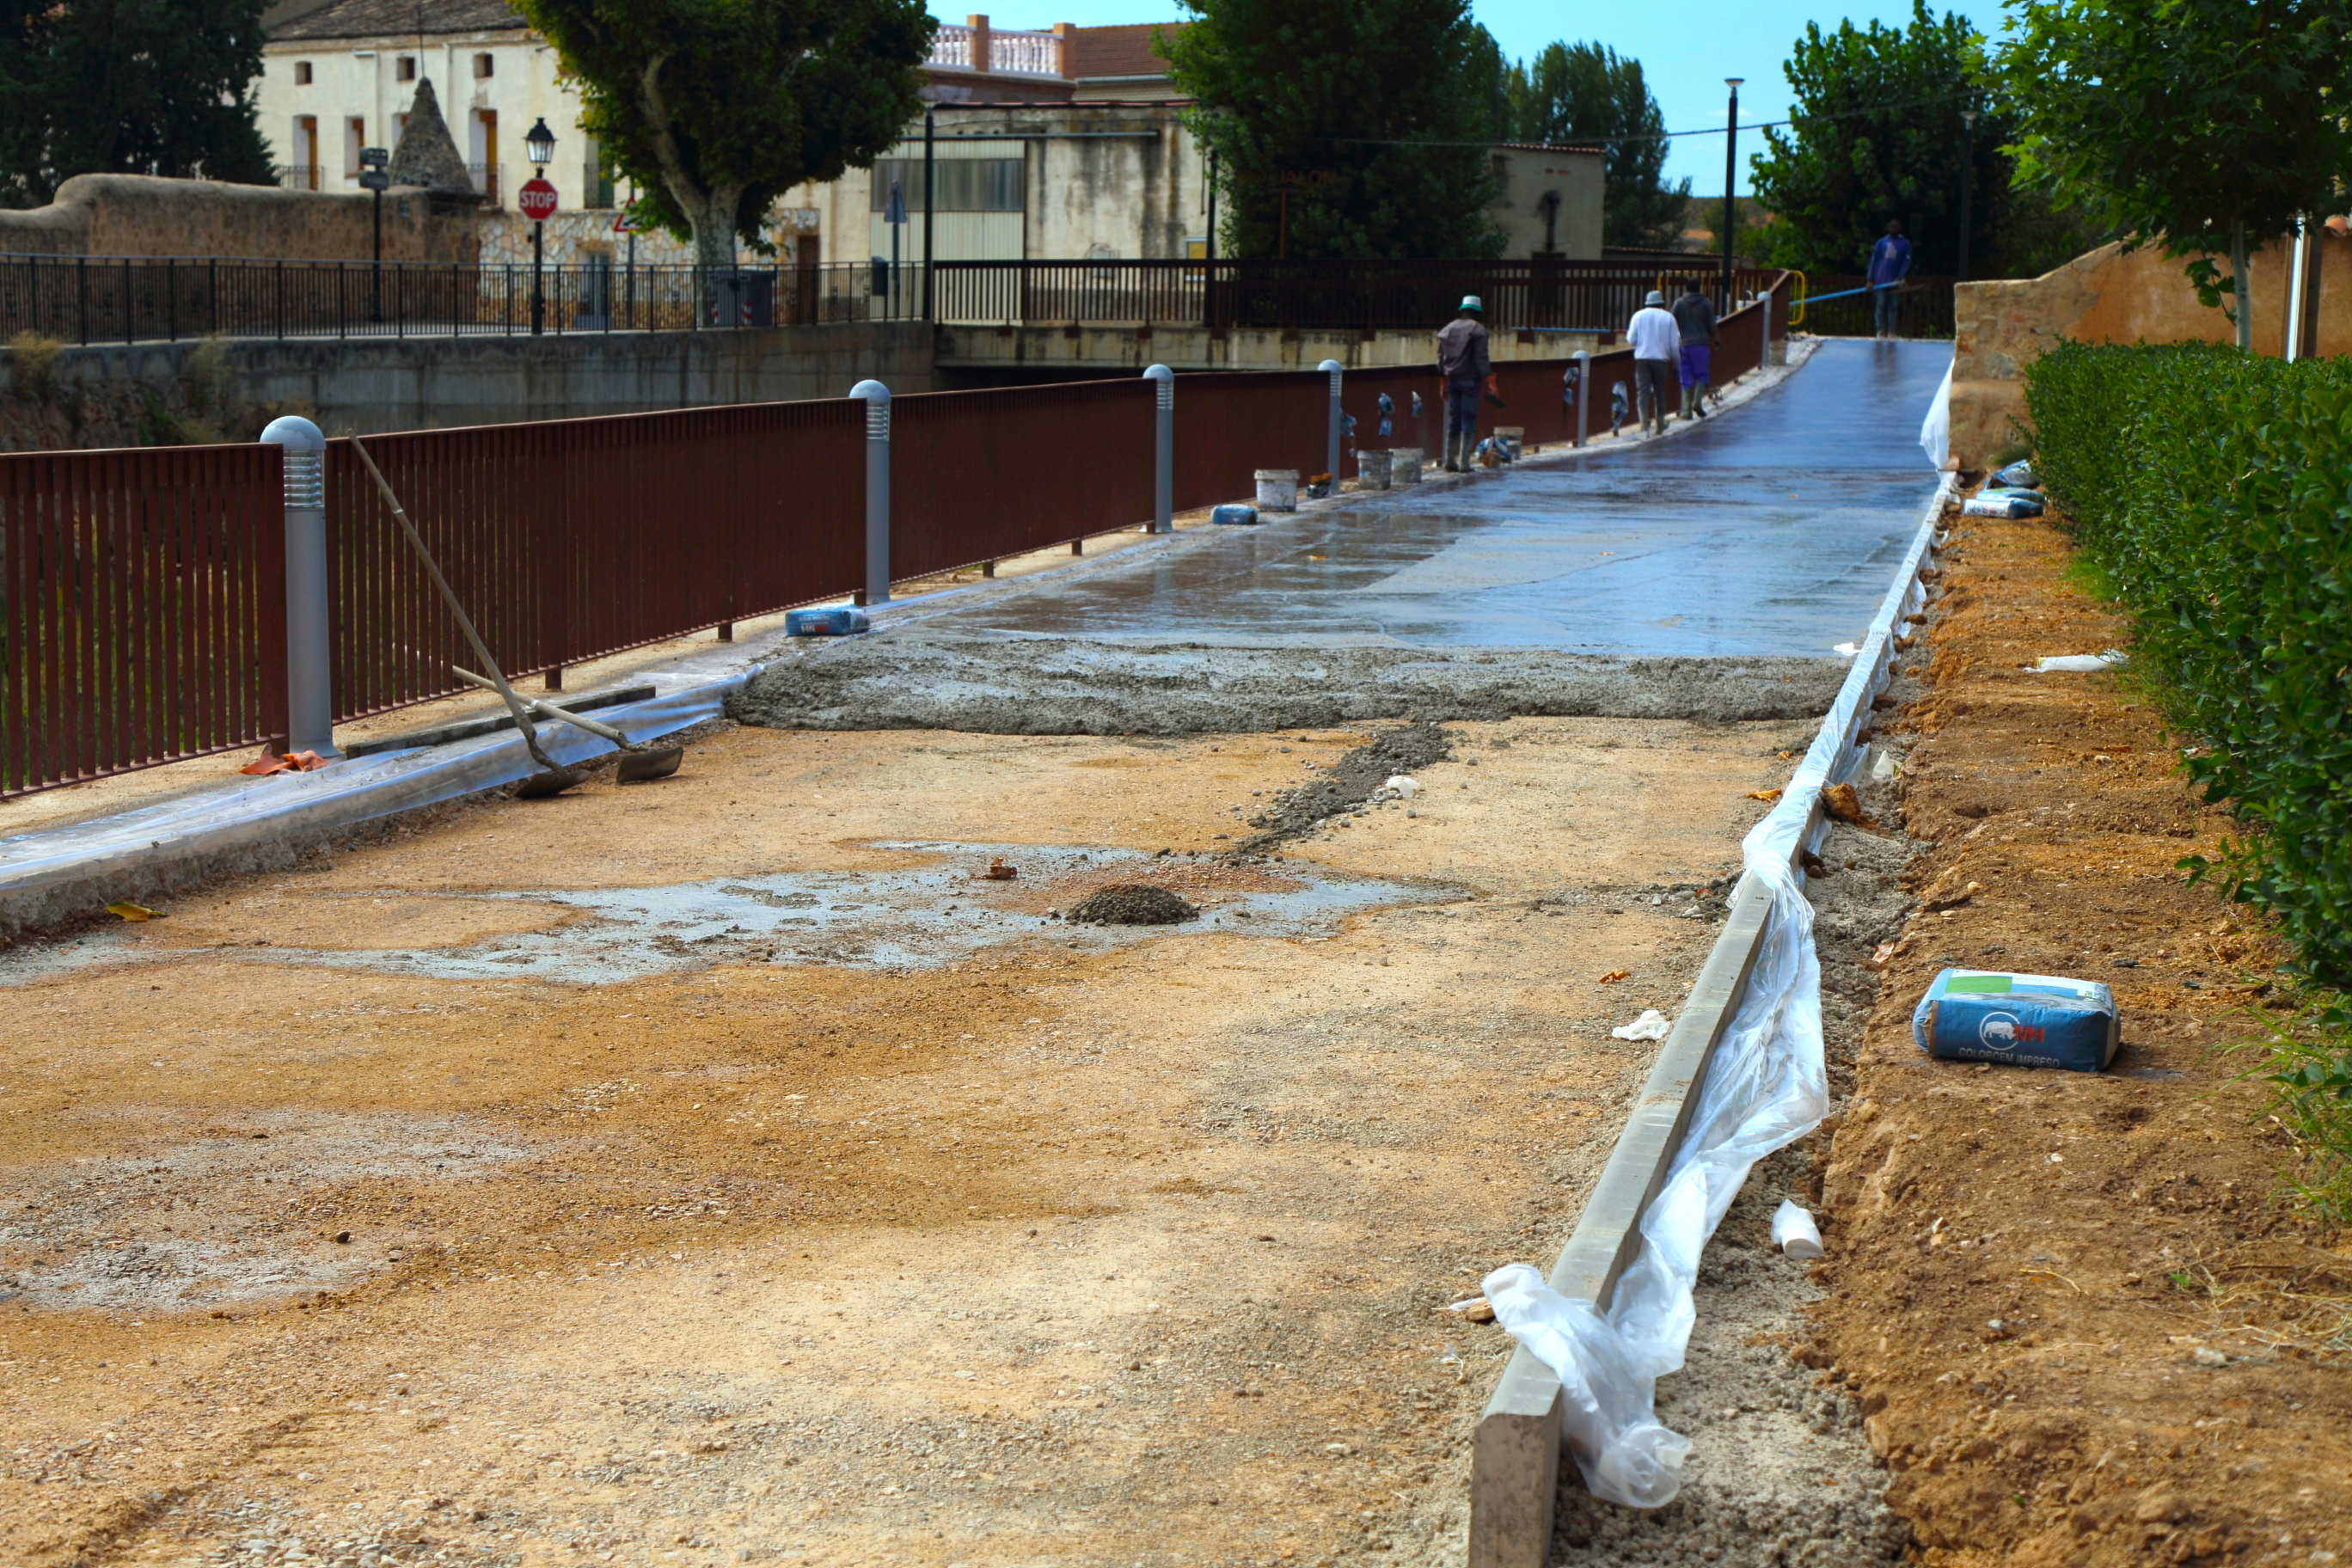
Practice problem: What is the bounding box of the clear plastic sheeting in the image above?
[1485,475,1953,1510]
[1919,360,1952,470]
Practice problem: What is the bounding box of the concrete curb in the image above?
[1464,470,1956,1568]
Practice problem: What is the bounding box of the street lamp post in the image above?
[358,146,389,322]
[1957,107,1980,285]
[1719,78,1743,311]
[524,117,557,335]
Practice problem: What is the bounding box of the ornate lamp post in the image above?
[524,117,558,335]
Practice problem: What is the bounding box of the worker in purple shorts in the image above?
[1671,278,1719,420]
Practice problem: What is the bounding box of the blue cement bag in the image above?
[785,606,870,636]
[1211,504,1260,526]
[1912,969,2120,1072]
[1991,460,2039,489]
[1962,487,2046,518]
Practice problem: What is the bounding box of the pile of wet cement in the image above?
[727,638,1845,737]
[1064,885,1200,925]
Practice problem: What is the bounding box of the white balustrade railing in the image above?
[925,21,1063,77]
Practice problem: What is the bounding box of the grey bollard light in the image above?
[260,414,339,758]
[1319,358,1344,485]
[1142,363,1173,533]
[849,379,890,606]
[1571,350,1590,449]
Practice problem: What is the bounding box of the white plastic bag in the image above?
[1611,1009,1674,1042]
[1385,774,1418,798]
[1770,1199,1824,1259]
[1919,361,1951,471]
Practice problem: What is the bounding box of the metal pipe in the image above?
[851,379,891,605]
[260,415,340,757]
[1143,364,1173,533]
[1320,358,1344,485]
[1571,349,1589,448]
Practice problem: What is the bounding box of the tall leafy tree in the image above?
[514,0,933,269]
[1749,3,2010,279]
[0,0,273,208]
[1994,0,2352,349]
[1504,43,1687,251]
[1161,0,1504,260]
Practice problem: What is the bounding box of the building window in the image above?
[345,116,366,175]
[294,61,313,85]
[869,157,1024,212]
[473,52,493,79]
[396,56,417,82]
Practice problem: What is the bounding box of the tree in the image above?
[514,0,933,270]
[1994,0,2352,349]
[0,0,273,209]
[1161,0,1503,260]
[1504,43,1687,251]
[1749,3,2014,279]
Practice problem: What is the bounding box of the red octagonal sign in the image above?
[518,178,558,222]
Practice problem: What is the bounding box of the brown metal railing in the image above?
[1,276,1790,799]
[1,445,288,796]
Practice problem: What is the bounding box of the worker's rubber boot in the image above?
[1444,432,1464,472]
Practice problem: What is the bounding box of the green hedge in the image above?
[2024,341,2352,986]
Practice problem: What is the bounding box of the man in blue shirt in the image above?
[1868,219,1913,340]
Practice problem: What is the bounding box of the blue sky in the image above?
[946,0,2013,193]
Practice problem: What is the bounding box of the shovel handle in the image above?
[450,665,629,744]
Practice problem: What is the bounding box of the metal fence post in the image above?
[1143,363,1173,533]
[261,415,340,758]
[1571,350,1589,448]
[1320,358,1343,482]
[851,379,891,606]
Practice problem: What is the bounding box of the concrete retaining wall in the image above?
[3,322,936,446]
[936,322,1602,376]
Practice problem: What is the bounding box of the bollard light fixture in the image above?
[525,117,556,166]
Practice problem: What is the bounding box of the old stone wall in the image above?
[0,322,934,450]
[1950,233,2352,468]
[0,174,479,262]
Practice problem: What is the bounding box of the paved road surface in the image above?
[914,339,1951,658]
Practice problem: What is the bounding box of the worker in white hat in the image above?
[1436,294,1498,472]
[1626,288,1681,438]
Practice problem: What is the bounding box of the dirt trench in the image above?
[1804,511,2352,1565]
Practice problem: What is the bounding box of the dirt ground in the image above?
[1807,511,2352,1565]
[0,711,1822,1568]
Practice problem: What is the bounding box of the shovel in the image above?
[347,436,589,799]
[447,665,684,784]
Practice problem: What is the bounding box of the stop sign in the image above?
[518,178,558,222]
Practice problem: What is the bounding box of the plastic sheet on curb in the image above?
[1485,474,1953,1510]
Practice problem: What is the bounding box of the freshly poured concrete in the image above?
[734,340,1952,736]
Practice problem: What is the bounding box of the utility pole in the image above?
[1956,107,1979,284]
[922,107,936,323]
[358,146,389,322]
[1719,78,1743,311]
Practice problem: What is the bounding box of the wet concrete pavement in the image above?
[900,340,1951,658]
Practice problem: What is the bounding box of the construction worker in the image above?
[1626,289,1680,438]
[1436,295,1498,472]
[1671,277,1719,420]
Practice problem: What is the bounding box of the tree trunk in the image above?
[2231,218,2251,353]
[672,182,743,322]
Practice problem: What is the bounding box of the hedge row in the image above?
[2024,341,2352,986]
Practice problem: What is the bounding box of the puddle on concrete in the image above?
[0,1112,527,1312]
[1,844,1451,987]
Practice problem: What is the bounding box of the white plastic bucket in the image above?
[1357,450,1392,491]
[1388,449,1423,486]
[1254,469,1300,511]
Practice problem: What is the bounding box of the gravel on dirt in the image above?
[1237,720,1455,853]
[727,639,1847,737]
[1064,884,1200,925]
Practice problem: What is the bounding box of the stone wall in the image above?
[1950,233,2352,468]
[1,323,934,450]
[0,174,479,262]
